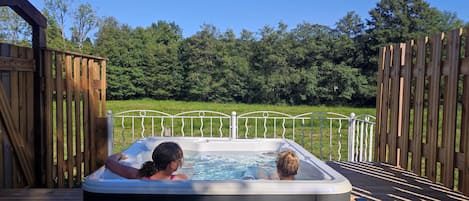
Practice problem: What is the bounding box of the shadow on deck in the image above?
[328,161,469,201]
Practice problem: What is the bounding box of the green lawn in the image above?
[107,99,376,116]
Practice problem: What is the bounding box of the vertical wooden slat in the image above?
[461,28,469,195]
[18,47,28,187]
[412,37,427,175]
[55,52,64,188]
[0,119,4,188]
[389,44,401,165]
[9,45,20,187]
[44,50,53,188]
[81,58,89,176]
[73,57,82,183]
[379,46,392,162]
[441,29,461,188]
[89,60,97,171]
[65,55,73,188]
[400,41,413,169]
[375,47,385,161]
[426,33,443,182]
[100,60,106,117]
[25,48,34,163]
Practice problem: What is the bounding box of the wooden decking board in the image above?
[0,189,82,201]
[327,161,469,201]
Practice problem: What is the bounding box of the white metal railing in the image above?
[107,110,375,162]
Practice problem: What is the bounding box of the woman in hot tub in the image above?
[105,141,188,180]
[251,150,299,180]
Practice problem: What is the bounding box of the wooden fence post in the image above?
[95,117,108,168]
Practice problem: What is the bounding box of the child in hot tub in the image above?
[105,141,188,180]
[253,149,299,180]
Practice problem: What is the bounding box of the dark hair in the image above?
[138,142,183,177]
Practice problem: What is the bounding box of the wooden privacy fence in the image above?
[0,43,107,188]
[376,28,469,195]
[43,48,107,188]
[0,43,35,188]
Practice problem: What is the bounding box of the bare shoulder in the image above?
[174,173,188,180]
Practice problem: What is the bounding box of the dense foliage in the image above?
[1,0,466,106]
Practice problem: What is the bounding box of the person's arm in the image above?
[105,153,139,179]
[255,166,280,180]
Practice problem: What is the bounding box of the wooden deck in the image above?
[328,161,469,201]
[1,162,468,201]
[0,188,82,201]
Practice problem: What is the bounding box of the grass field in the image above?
[107,99,376,116]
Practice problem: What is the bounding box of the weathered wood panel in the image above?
[378,46,392,163]
[0,42,106,188]
[73,57,82,185]
[399,41,413,169]
[462,29,469,195]
[55,52,64,188]
[44,50,53,188]
[376,28,469,195]
[412,37,427,176]
[440,29,461,188]
[426,33,443,182]
[375,48,385,161]
[65,55,73,188]
[42,49,107,188]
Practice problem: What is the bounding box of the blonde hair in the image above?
[276,150,299,178]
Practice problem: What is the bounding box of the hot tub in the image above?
[82,137,351,201]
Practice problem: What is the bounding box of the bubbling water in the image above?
[177,151,276,180]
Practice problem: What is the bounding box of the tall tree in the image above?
[44,0,74,49]
[142,21,183,100]
[0,7,31,45]
[366,0,463,53]
[71,3,97,52]
[336,11,365,38]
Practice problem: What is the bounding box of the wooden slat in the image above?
[399,41,413,170]
[440,29,461,188]
[81,58,90,176]
[89,60,97,171]
[0,117,4,188]
[9,45,20,187]
[25,48,34,163]
[426,33,443,182]
[389,44,402,165]
[412,37,427,175]
[461,28,469,195]
[375,47,385,161]
[73,57,82,183]
[44,50,53,188]
[55,52,64,188]
[0,80,34,186]
[0,188,83,201]
[0,56,35,71]
[379,46,392,162]
[65,55,73,188]
[100,60,106,117]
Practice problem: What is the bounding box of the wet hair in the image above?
[276,150,299,178]
[138,142,183,177]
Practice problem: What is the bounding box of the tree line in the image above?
[0,0,466,106]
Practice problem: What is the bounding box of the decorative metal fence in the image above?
[107,110,375,162]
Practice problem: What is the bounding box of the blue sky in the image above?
[29,0,469,38]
